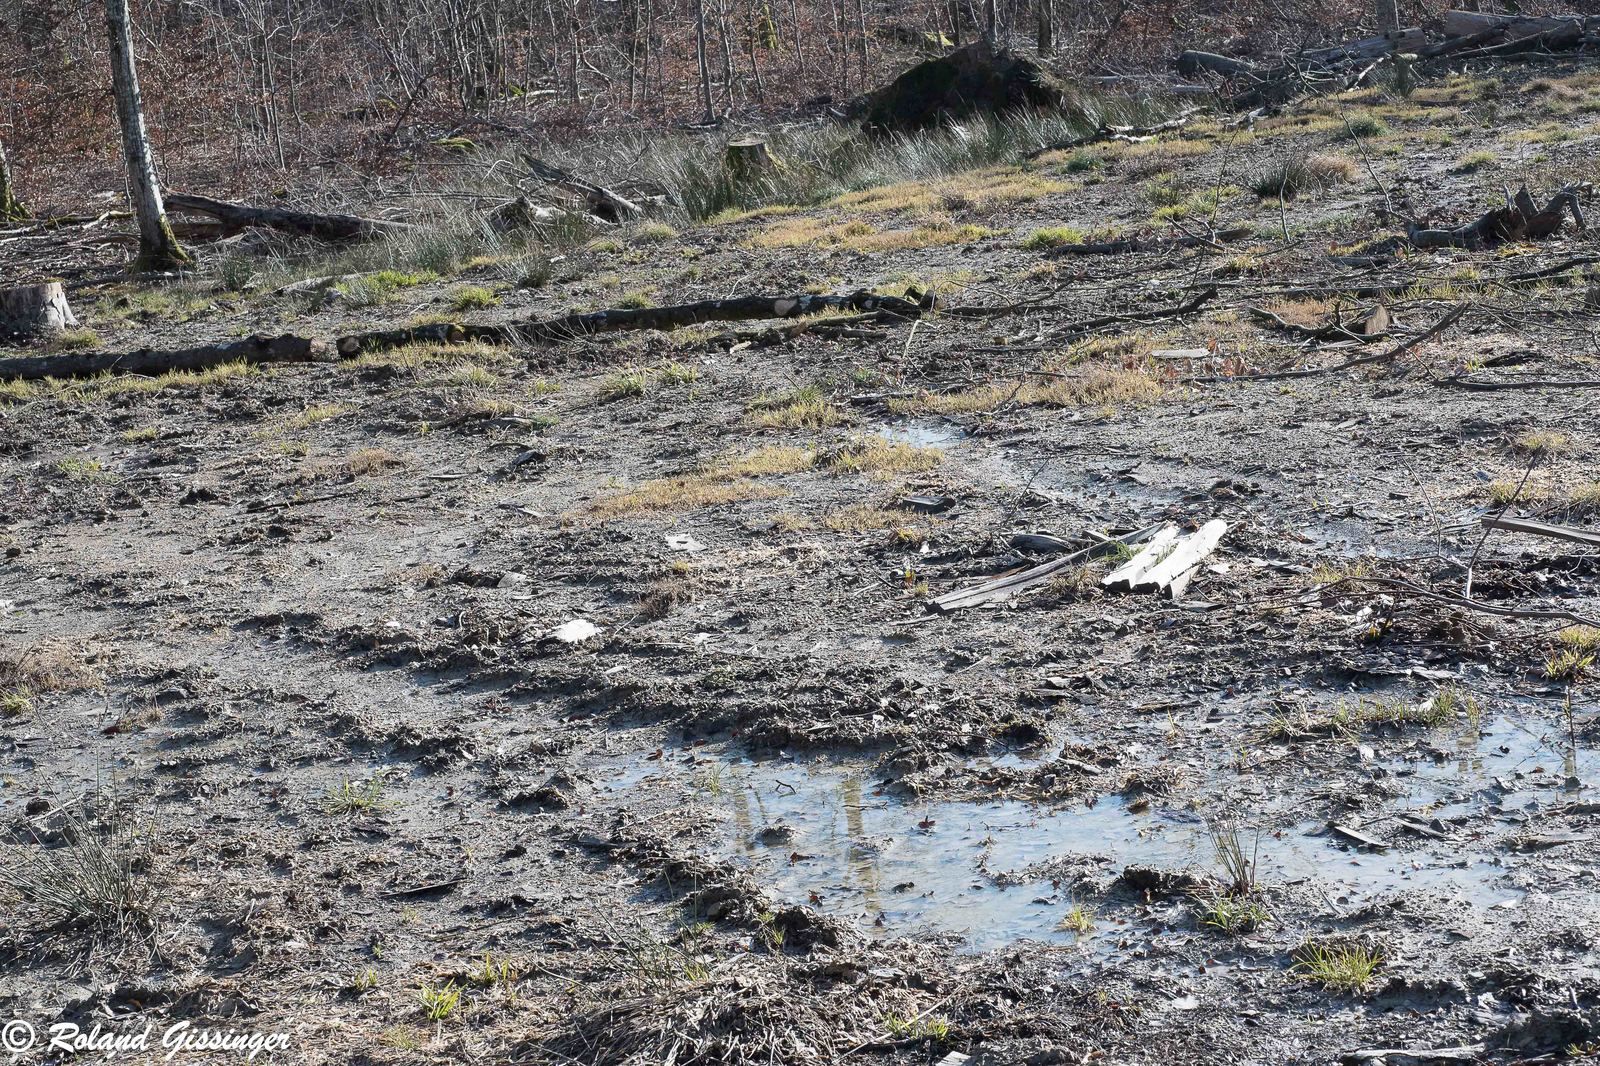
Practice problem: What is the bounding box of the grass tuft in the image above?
[1291,941,1383,993]
[747,384,844,429]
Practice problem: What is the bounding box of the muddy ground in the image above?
[3,63,1600,1066]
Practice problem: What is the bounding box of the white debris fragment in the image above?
[551,619,600,644]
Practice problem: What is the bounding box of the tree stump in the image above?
[725,137,777,184]
[0,283,79,340]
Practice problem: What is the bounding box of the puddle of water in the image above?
[879,421,966,449]
[602,700,1592,952]
[608,756,1520,953]
[1394,709,1596,815]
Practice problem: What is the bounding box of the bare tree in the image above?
[1374,0,1400,35]
[694,0,715,122]
[1036,0,1053,55]
[0,138,26,222]
[106,0,190,271]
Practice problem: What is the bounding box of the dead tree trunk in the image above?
[0,282,77,340]
[106,0,190,271]
[1036,0,1053,56]
[1374,0,1400,36]
[165,192,418,241]
[0,138,26,222]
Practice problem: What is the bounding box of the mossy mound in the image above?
[860,41,1071,132]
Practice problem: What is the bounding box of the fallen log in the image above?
[0,334,330,380]
[1438,22,1588,63]
[1176,50,1261,80]
[166,193,417,242]
[1440,10,1597,40]
[1418,28,1505,60]
[1302,28,1425,63]
[0,291,928,382]
[0,282,78,339]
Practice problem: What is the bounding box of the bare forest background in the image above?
[0,0,1593,213]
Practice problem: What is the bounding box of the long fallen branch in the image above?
[1354,576,1600,630]
[0,292,924,381]
[1479,515,1600,548]
[1438,374,1600,391]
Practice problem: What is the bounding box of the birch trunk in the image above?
[695,0,715,122]
[106,0,190,271]
[0,137,25,222]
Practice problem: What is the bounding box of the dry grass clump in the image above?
[1512,428,1571,457]
[347,447,406,476]
[708,445,817,478]
[821,436,942,476]
[0,641,102,698]
[1258,297,1334,327]
[1291,940,1383,994]
[354,340,509,372]
[1249,153,1357,198]
[831,166,1072,217]
[889,367,1163,416]
[1483,477,1550,507]
[747,385,844,429]
[639,565,700,620]
[822,505,913,532]
[588,443,827,519]
[1569,483,1600,515]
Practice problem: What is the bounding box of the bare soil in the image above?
[3,63,1600,1066]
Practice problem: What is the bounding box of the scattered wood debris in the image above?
[1103,520,1228,600]
[927,525,1162,613]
